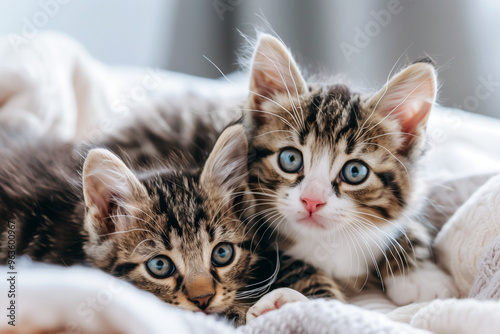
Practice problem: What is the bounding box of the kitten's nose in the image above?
[301,197,326,214]
[189,292,214,310]
[185,274,216,310]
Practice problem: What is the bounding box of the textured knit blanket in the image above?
[1,32,500,334]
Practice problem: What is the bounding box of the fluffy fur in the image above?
[0,124,342,325]
[241,34,456,303]
[85,35,456,307]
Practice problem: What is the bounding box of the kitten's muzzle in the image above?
[185,274,216,310]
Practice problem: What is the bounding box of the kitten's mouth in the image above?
[298,215,326,229]
[202,303,230,315]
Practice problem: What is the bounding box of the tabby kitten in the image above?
[240,34,457,306]
[0,124,342,324]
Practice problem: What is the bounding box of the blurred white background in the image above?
[0,0,499,118]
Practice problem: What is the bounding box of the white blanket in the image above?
[1,32,500,334]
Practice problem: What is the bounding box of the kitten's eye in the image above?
[211,243,234,267]
[146,255,175,278]
[278,148,303,173]
[341,160,369,185]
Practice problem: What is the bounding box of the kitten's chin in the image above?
[205,297,236,315]
[206,305,231,314]
[180,303,230,316]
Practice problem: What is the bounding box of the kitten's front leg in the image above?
[246,256,344,322]
[382,222,457,305]
[384,260,457,305]
[246,288,308,322]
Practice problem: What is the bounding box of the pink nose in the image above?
[301,197,326,213]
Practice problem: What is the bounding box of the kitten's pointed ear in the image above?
[83,149,149,237]
[366,62,437,155]
[249,34,307,112]
[201,124,248,203]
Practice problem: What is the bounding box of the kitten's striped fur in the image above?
[240,34,456,303]
[0,124,342,325]
[88,35,456,306]
[1,32,458,324]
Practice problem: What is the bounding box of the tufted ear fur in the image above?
[83,148,149,240]
[201,125,249,208]
[366,62,437,156]
[248,34,307,121]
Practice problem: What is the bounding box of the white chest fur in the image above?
[284,223,401,285]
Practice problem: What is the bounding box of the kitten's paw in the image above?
[385,262,458,305]
[246,288,308,323]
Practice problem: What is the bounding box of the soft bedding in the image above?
[1,32,500,334]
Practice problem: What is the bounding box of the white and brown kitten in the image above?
[241,34,457,307]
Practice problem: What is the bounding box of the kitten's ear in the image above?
[201,124,248,203]
[249,34,307,112]
[366,62,437,155]
[83,149,149,237]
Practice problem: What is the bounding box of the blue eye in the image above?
[211,243,234,267]
[278,148,303,173]
[341,160,369,185]
[146,255,175,278]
